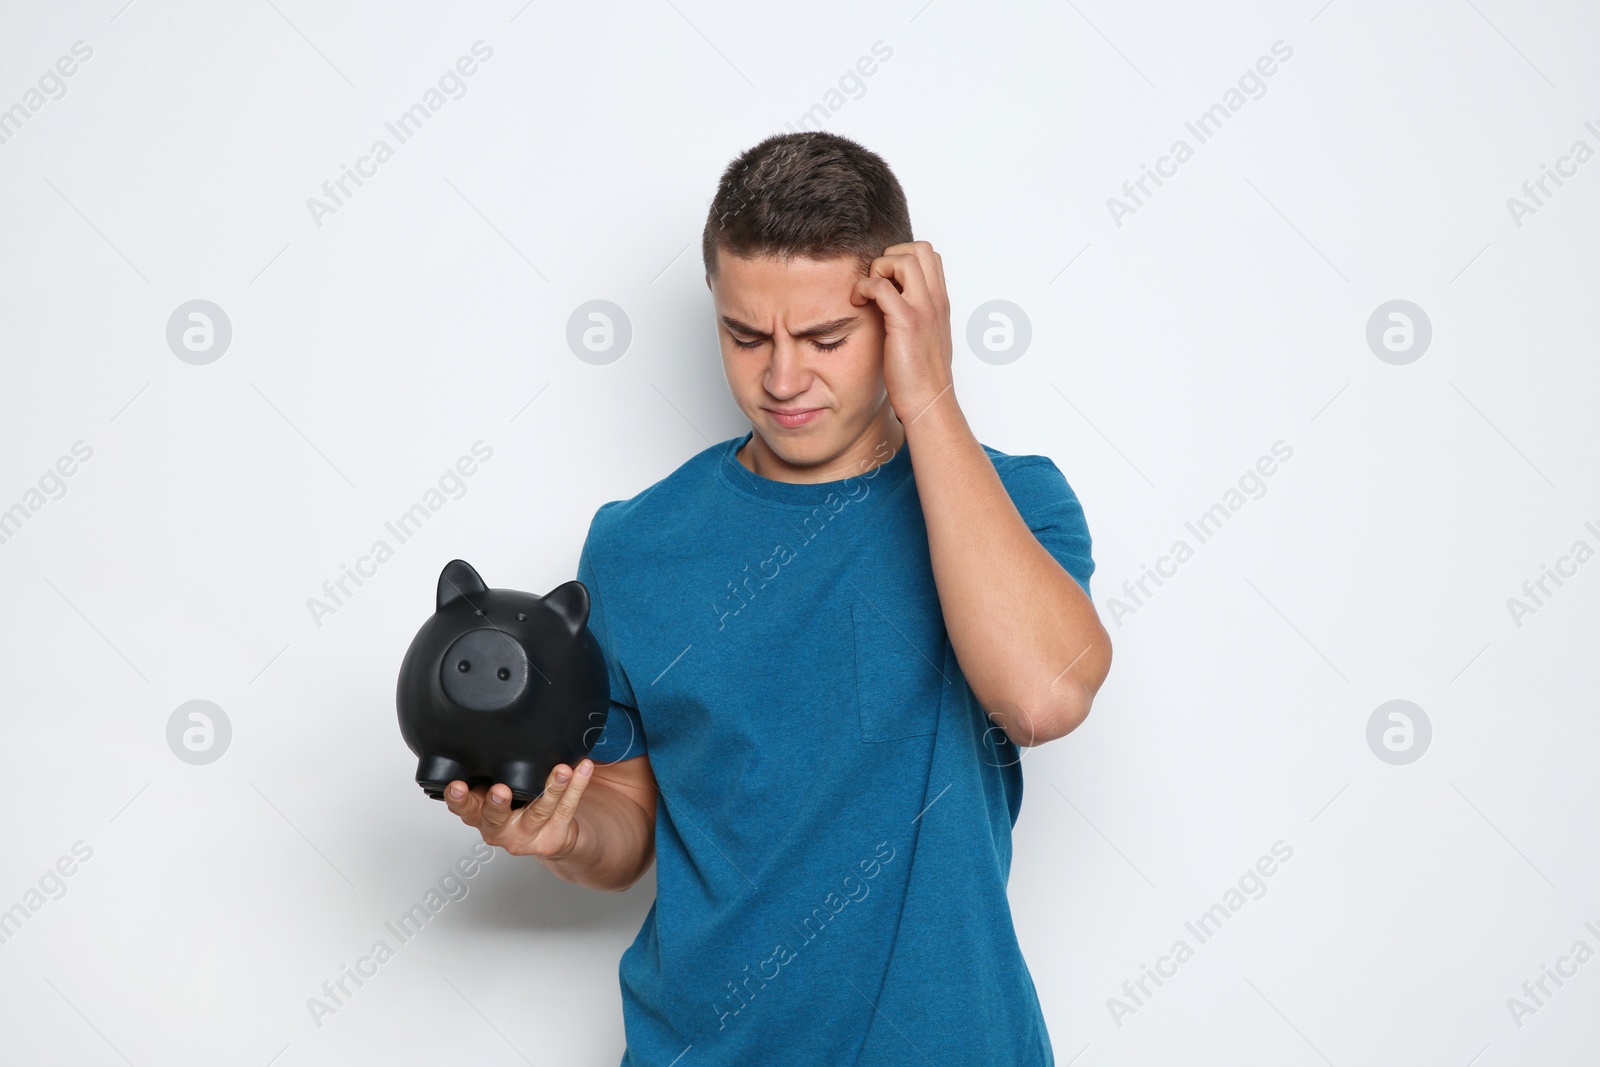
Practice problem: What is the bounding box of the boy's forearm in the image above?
[905,397,1111,743]
[537,780,655,892]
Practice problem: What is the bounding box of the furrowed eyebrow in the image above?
[721,315,858,340]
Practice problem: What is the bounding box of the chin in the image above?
[752,426,827,465]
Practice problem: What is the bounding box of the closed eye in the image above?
[732,337,847,352]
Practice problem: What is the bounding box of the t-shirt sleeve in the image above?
[576,522,648,764]
[1002,457,1096,598]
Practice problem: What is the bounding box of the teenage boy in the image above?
[445,130,1111,1066]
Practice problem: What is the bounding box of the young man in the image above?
[445,131,1112,1065]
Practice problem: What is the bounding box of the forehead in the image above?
[709,249,861,311]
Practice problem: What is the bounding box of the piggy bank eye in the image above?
[515,613,527,622]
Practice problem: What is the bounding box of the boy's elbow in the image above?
[1015,690,1093,747]
[1025,627,1111,745]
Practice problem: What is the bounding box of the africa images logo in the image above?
[305,41,494,229]
[712,840,897,1031]
[710,438,896,631]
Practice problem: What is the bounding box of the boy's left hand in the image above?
[851,240,955,426]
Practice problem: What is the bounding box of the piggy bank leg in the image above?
[494,761,542,809]
[416,754,471,801]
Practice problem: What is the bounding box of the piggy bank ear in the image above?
[544,580,590,636]
[437,559,489,611]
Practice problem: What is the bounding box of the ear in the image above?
[437,559,488,612]
[543,580,591,636]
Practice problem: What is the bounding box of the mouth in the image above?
[764,407,823,428]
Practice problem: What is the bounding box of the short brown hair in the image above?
[701,131,913,279]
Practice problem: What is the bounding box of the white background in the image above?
[1,1,1597,1064]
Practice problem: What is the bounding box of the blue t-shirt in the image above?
[579,429,1095,1066]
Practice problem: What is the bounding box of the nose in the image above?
[763,336,812,401]
[439,628,532,712]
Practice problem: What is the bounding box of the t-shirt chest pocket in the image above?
[851,591,949,742]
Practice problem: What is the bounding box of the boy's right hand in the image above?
[444,759,595,862]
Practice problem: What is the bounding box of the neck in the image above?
[738,409,906,484]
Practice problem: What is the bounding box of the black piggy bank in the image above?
[396,559,609,809]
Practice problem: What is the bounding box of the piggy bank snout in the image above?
[439,628,532,712]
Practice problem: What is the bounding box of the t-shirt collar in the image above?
[714,429,912,507]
